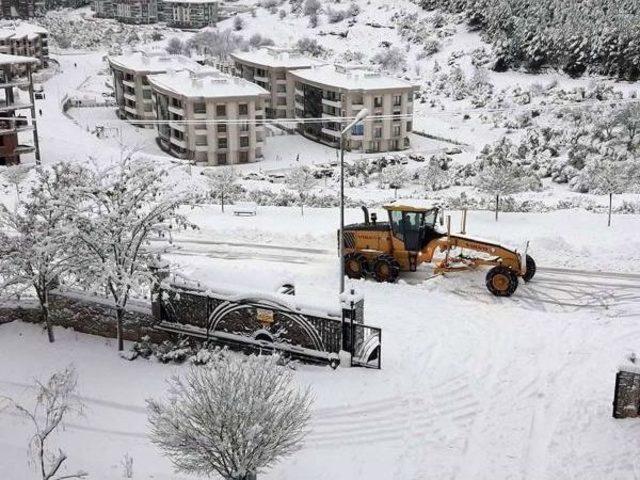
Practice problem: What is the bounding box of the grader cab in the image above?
[341,203,536,296]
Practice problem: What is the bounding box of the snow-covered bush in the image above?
[279,9,287,19]
[371,47,406,72]
[296,37,325,57]
[188,29,246,60]
[379,164,410,189]
[233,15,244,31]
[249,33,275,48]
[418,158,451,191]
[308,12,319,28]
[166,37,185,55]
[147,353,312,480]
[303,0,321,16]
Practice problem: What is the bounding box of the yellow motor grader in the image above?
[341,203,536,296]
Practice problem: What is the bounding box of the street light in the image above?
[339,108,369,294]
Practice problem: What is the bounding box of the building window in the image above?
[239,122,249,132]
[351,124,364,136]
[371,141,381,152]
[276,97,287,106]
[142,89,152,99]
[195,135,207,146]
[393,95,402,107]
[239,103,248,115]
[240,136,249,147]
[276,84,286,93]
[217,152,227,164]
[216,104,226,116]
[393,124,401,136]
[374,97,383,108]
[239,151,249,163]
[217,124,227,133]
[374,126,382,138]
[218,138,228,149]
[275,71,286,80]
[406,121,413,132]
[194,102,206,114]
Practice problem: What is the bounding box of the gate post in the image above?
[149,255,170,321]
[340,289,364,365]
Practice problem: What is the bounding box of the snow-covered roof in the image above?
[230,47,326,70]
[108,52,203,74]
[148,70,269,99]
[0,52,38,65]
[0,23,48,40]
[289,64,417,92]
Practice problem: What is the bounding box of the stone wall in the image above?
[0,289,170,344]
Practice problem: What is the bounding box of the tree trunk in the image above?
[495,194,499,221]
[608,192,613,227]
[43,289,54,343]
[116,307,124,351]
[221,192,225,213]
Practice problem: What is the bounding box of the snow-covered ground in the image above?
[2,205,640,480]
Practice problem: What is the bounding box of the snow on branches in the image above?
[147,353,312,480]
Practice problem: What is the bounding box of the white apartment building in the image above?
[162,0,218,29]
[147,69,269,165]
[289,64,418,153]
[230,47,324,119]
[108,52,204,127]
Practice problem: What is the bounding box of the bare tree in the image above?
[7,367,87,480]
[233,15,245,31]
[70,156,198,351]
[285,166,318,216]
[0,163,87,343]
[165,37,184,55]
[147,354,312,480]
[202,167,238,213]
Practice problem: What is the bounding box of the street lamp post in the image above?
[339,109,369,294]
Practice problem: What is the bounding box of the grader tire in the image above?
[522,254,536,282]
[372,255,400,283]
[486,266,519,297]
[344,253,368,279]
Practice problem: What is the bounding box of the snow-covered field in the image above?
[1,2,640,479]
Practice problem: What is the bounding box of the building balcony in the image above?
[123,92,136,102]
[351,103,364,110]
[195,144,209,152]
[322,112,341,119]
[294,101,303,111]
[168,105,184,116]
[321,127,341,138]
[322,98,341,108]
[295,87,303,97]
[254,75,269,83]
[0,79,30,89]
[123,79,135,88]
[0,101,32,112]
[169,121,186,132]
[193,112,207,120]
[13,144,36,154]
[124,104,137,115]
[0,125,33,136]
[194,125,207,134]
[170,136,187,149]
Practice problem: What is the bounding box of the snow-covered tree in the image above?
[202,167,239,213]
[5,366,87,480]
[187,29,246,60]
[371,47,407,72]
[616,103,640,151]
[2,165,31,206]
[303,0,320,16]
[147,354,311,480]
[285,166,318,216]
[379,164,410,197]
[476,163,527,221]
[165,37,185,55]
[70,157,198,351]
[0,163,87,343]
[418,159,450,191]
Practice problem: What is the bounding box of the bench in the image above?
[232,202,257,216]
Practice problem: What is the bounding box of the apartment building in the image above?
[93,0,114,17]
[0,23,49,71]
[108,52,203,127]
[113,0,158,23]
[0,0,44,18]
[0,52,39,165]
[289,64,418,153]
[162,0,218,29]
[230,47,324,119]
[147,69,268,165]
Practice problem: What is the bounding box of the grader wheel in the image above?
[344,253,368,279]
[522,254,537,282]
[486,266,519,297]
[372,255,400,283]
